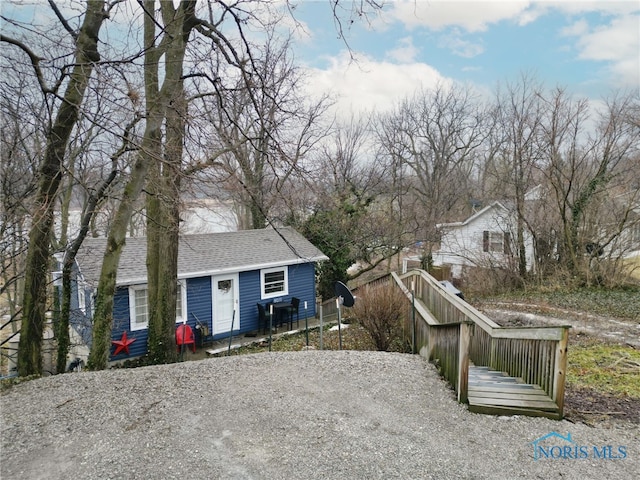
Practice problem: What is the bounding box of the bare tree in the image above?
[5,0,390,372]
[539,89,640,283]
[88,0,315,368]
[186,32,330,231]
[298,116,404,298]
[2,0,116,376]
[376,83,489,254]
[489,74,545,278]
[143,0,196,365]
[0,75,41,335]
[88,0,194,369]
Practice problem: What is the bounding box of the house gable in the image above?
[438,202,512,255]
[433,202,520,277]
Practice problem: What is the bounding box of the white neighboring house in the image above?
[430,201,534,279]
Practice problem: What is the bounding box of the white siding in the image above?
[433,203,534,277]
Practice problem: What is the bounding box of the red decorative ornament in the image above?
[111,331,136,355]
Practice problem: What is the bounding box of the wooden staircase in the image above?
[343,269,571,420]
[467,366,562,419]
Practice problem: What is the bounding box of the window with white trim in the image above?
[261,267,288,299]
[129,286,149,331]
[175,281,187,324]
[78,283,86,314]
[130,283,187,330]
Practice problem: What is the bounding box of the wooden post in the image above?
[552,327,570,418]
[411,280,416,354]
[457,321,472,403]
[427,324,436,361]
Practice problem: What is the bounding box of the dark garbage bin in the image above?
[194,324,203,348]
[194,323,212,347]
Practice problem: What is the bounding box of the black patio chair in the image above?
[287,297,300,329]
[257,302,275,334]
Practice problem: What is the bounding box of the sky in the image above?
[1,0,637,117]
[286,0,640,117]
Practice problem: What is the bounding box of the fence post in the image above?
[457,321,472,403]
[411,282,416,354]
[552,327,570,418]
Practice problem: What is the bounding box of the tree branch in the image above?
[47,0,79,41]
[0,34,53,94]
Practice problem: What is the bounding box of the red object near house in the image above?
[112,331,136,356]
[176,324,196,353]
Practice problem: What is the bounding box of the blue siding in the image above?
[101,261,319,360]
[186,276,212,336]
[110,286,147,361]
[238,270,260,333]
[238,263,318,334]
[69,278,79,310]
[57,263,94,349]
[287,263,318,320]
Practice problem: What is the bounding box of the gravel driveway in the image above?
[2,350,638,479]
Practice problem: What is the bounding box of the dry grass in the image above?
[209,322,377,357]
[567,337,640,397]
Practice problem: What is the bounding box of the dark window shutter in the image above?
[483,231,489,252]
[504,232,512,255]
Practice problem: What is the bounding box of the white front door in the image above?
[212,274,239,335]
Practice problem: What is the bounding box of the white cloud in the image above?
[568,14,640,87]
[386,36,420,63]
[437,30,484,58]
[388,0,533,32]
[541,1,639,16]
[304,51,448,118]
[560,19,589,37]
[383,1,639,89]
[386,1,639,33]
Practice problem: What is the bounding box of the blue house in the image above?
[74,227,328,364]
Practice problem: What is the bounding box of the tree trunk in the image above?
[87,0,163,370]
[88,0,195,369]
[146,1,193,364]
[18,1,106,376]
[87,148,158,370]
[55,159,118,373]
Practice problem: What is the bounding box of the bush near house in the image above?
[349,283,412,353]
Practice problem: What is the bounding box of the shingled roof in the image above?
[76,227,328,287]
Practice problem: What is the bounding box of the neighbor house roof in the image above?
[436,201,508,229]
[76,227,328,287]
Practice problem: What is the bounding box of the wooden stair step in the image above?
[468,395,558,411]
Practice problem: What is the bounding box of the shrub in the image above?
[350,283,411,352]
[462,266,523,297]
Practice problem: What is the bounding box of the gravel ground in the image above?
[1,350,638,479]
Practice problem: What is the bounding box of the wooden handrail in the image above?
[395,269,570,416]
[322,269,569,417]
